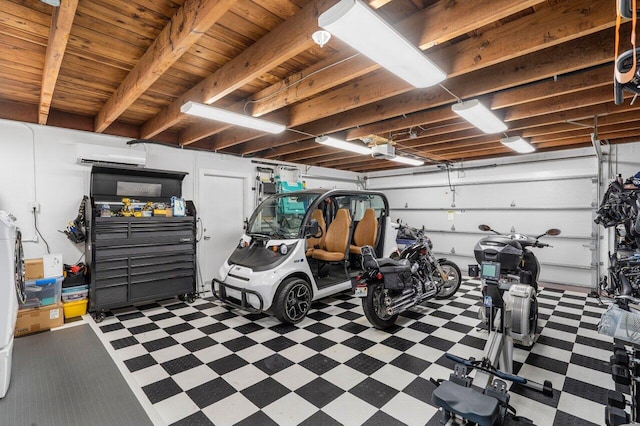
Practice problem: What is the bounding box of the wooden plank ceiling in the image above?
[0,0,638,172]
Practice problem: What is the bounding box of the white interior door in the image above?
[198,170,250,290]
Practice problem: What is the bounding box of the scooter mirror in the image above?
[478,224,492,232]
[545,228,561,236]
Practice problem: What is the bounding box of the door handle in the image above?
[203,236,211,240]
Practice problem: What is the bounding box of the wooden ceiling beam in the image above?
[181,0,541,148]
[94,0,235,133]
[242,23,621,157]
[38,0,78,125]
[251,0,543,118]
[426,122,640,156]
[197,0,544,149]
[141,0,336,141]
[283,0,614,131]
[347,64,611,141]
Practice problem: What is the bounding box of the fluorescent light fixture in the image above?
[500,136,536,154]
[315,135,372,155]
[40,0,60,5]
[180,101,286,134]
[451,99,507,134]
[391,155,424,166]
[319,0,446,88]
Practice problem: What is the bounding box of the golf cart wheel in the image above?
[275,277,312,324]
[362,282,398,330]
[434,260,462,299]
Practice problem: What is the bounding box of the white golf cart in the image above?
[213,189,397,324]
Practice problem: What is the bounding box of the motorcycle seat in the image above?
[431,381,500,426]
[376,257,410,268]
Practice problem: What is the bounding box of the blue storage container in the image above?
[19,276,63,309]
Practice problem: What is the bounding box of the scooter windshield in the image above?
[247,193,320,239]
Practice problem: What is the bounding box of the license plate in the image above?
[354,284,368,298]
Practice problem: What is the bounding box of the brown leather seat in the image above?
[312,208,351,262]
[349,208,378,254]
[305,209,326,257]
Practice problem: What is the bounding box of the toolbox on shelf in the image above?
[86,165,197,319]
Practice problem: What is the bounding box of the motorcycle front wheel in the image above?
[362,282,398,330]
[434,260,462,299]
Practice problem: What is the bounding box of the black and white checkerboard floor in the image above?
[89,279,615,425]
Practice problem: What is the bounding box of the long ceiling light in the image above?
[180,101,286,134]
[315,136,372,155]
[318,0,446,88]
[391,155,424,166]
[500,136,536,154]
[451,99,507,134]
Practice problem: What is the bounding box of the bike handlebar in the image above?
[615,294,640,305]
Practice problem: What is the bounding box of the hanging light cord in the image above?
[439,84,463,103]
[244,53,361,115]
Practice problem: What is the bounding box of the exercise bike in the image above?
[431,262,553,425]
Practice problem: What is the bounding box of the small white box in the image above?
[42,254,63,278]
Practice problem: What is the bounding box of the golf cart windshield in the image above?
[247,192,320,239]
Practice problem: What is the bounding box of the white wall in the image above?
[0,119,360,266]
[366,147,610,287]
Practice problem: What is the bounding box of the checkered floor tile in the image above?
[91,279,614,425]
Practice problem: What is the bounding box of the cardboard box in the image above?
[15,303,64,337]
[24,258,44,281]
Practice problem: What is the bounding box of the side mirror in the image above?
[243,218,249,230]
[304,219,320,238]
[545,228,561,236]
[478,224,492,232]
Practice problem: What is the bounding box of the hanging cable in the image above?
[243,53,361,115]
[439,84,463,102]
[33,207,50,254]
[287,128,318,138]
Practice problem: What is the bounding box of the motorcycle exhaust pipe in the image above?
[384,288,414,307]
[386,298,418,316]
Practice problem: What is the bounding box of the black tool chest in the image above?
[86,165,197,321]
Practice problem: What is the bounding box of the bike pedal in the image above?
[607,390,627,409]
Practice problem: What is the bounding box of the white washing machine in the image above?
[0,211,24,398]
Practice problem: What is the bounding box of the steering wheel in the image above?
[313,226,324,239]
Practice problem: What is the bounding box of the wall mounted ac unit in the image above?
[76,144,147,167]
[371,143,395,159]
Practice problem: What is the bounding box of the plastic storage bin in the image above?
[62,285,89,302]
[19,277,63,308]
[63,299,88,319]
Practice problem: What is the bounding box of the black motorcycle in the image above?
[354,226,461,329]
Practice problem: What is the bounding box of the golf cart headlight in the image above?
[271,243,288,255]
[238,239,248,248]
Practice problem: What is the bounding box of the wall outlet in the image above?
[30,201,40,212]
